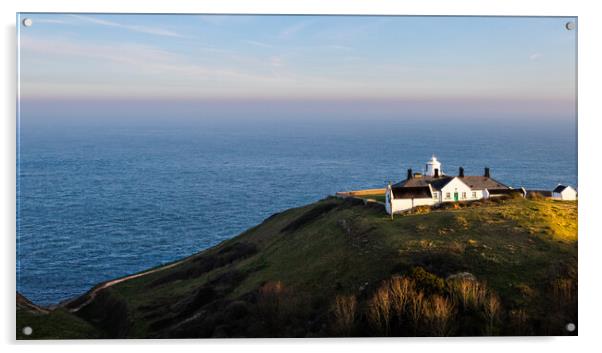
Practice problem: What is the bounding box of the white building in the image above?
[385,156,524,214]
[425,154,443,177]
[552,185,577,200]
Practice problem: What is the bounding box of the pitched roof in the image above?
[456,176,509,190]
[393,176,454,189]
[429,177,457,190]
[391,186,433,199]
[553,185,569,193]
[393,174,506,192]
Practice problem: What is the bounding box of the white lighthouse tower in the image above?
[425,155,443,177]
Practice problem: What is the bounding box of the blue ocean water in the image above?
[16,118,577,305]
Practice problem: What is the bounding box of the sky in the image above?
[17,14,577,122]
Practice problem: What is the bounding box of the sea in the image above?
[16,117,577,305]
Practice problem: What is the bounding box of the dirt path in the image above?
[65,258,188,313]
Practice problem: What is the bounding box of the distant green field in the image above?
[356,193,386,203]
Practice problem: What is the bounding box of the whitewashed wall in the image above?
[472,190,484,200]
[440,177,473,203]
[553,186,577,200]
[390,197,435,213]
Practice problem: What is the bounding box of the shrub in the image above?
[483,294,501,335]
[510,191,525,200]
[408,291,426,330]
[332,295,357,336]
[410,267,446,295]
[257,281,286,326]
[449,278,487,311]
[423,295,456,336]
[367,284,392,335]
[527,192,545,201]
[389,276,414,318]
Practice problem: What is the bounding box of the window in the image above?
[472,191,477,199]
[433,192,438,200]
[445,192,451,199]
[462,192,467,199]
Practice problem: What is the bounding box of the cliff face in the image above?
[17,196,577,339]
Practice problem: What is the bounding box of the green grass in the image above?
[18,196,577,338]
[16,308,101,340]
[355,193,386,203]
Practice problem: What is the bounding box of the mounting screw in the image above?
[566,322,576,332]
[22,326,33,336]
[565,21,575,30]
[22,18,33,27]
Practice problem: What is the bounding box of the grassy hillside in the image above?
[16,293,100,339]
[17,196,577,338]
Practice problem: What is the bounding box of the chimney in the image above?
[434,168,439,178]
[459,167,464,177]
[484,167,490,178]
[407,168,413,180]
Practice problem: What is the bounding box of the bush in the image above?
[256,281,287,328]
[332,295,357,336]
[510,192,526,200]
[389,276,414,318]
[527,192,545,201]
[410,267,446,295]
[483,294,501,335]
[449,278,487,311]
[359,273,514,336]
[367,284,392,335]
[423,295,456,336]
[408,290,426,331]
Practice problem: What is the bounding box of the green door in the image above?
[454,192,459,201]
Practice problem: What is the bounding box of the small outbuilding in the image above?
[552,185,577,201]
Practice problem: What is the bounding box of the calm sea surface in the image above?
[17,118,577,305]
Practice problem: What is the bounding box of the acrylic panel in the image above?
[16,13,577,339]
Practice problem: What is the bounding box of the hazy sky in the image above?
[18,14,577,121]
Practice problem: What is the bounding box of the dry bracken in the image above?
[368,284,392,335]
[332,295,357,336]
